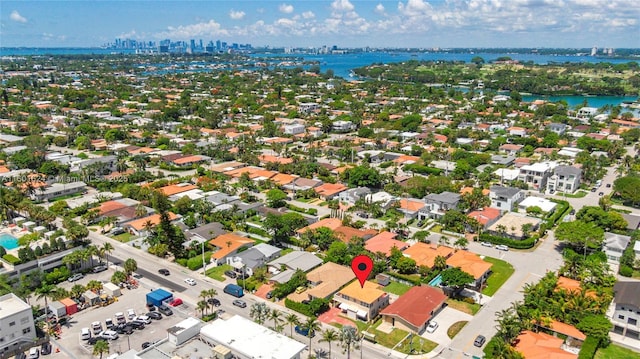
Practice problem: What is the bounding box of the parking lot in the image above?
[53,284,189,358]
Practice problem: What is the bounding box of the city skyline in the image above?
[1,0,639,49]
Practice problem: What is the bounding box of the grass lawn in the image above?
[560,190,587,198]
[113,232,134,243]
[384,281,412,296]
[482,257,515,296]
[595,344,640,359]
[447,321,468,339]
[348,319,411,350]
[397,335,438,355]
[431,225,443,233]
[206,264,233,281]
[446,298,480,315]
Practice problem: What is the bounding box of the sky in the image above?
[1,0,639,48]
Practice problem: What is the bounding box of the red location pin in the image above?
[351,255,374,288]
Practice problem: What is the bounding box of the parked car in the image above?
[266,291,273,299]
[598,192,604,196]
[426,321,438,333]
[105,318,114,329]
[99,330,119,340]
[169,298,183,307]
[158,269,170,276]
[207,298,221,307]
[136,315,151,324]
[110,227,125,235]
[184,278,196,286]
[92,265,108,273]
[158,305,173,316]
[570,209,576,215]
[146,303,156,311]
[480,242,493,247]
[142,342,152,349]
[114,312,126,324]
[146,311,162,320]
[87,337,100,345]
[114,324,133,335]
[40,342,52,356]
[224,270,237,279]
[67,273,84,282]
[474,335,486,347]
[27,348,40,359]
[128,320,145,330]
[127,309,136,320]
[495,245,509,251]
[591,188,597,192]
[15,353,26,359]
[80,328,91,340]
[294,325,315,338]
[606,183,612,188]
[91,321,102,335]
[232,299,247,308]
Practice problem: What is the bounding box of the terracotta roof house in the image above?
[304,263,356,300]
[258,154,294,165]
[513,330,577,359]
[297,218,343,235]
[123,212,179,236]
[467,207,502,228]
[270,173,297,186]
[365,232,408,257]
[314,182,348,200]
[208,233,255,266]
[445,251,493,290]
[158,183,199,197]
[334,281,389,322]
[398,198,426,219]
[403,243,455,269]
[380,286,447,334]
[334,226,378,243]
[555,276,596,298]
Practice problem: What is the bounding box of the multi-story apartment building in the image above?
[518,162,556,191]
[546,165,582,194]
[611,281,640,340]
[0,294,36,355]
[489,185,525,211]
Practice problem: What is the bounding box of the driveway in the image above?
[420,307,473,347]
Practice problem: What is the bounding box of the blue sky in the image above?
[1,0,639,48]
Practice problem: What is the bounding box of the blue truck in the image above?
[223,284,244,298]
[146,288,173,307]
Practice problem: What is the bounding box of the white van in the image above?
[80,328,91,340]
[91,321,102,334]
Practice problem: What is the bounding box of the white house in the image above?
[283,124,306,135]
[489,185,525,211]
[610,282,640,341]
[518,196,557,214]
[0,294,36,354]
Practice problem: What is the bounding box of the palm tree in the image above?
[197,300,207,318]
[101,242,114,267]
[303,316,321,355]
[93,339,110,358]
[269,309,283,332]
[434,255,447,271]
[70,284,86,299]
[285,313,300,337]
[86,280,103,293]
[320,329,339,358]
[249,302,270,325]
[123,258,137,277]
[339,326,360,359]
[36,284,62,330]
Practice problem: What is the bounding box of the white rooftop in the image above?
[520,161,557,172]
[494,168,520,181]
[200,315,306,359]
[519,196,557,213]
[0,293,31,317]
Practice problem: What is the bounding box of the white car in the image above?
[480,242,493,247]
[426,321,439,333]
[136,315,151,324]
[184,278,196,286]
[496,245,510,251]
[99,330,119,340]
[127,308,136,320]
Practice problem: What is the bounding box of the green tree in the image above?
[342,165,383,188]
[395,256,417,274]
[321,328,339,358]
[613,176,640,206]
[263,212,308,244]
[339,326,361,359]
[285,313,300,337]
[303,317,321,355]
[110,271,126,284]
[576,315,612,346]
[123,258,137,276]
[439,267,475,296]
[555,220,604,257]
[265,189,288,208]
[92,339,110,358]
[249,302,270,325]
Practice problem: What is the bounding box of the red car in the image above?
[169,298,183,307]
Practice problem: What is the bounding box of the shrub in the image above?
[546,200,570,226]
[236,278,258,292]
[403,164,442,175]
[619,265,634,277]
[478,233,537,249]
[385,271,422,285]
[307,208,317,216]
[2,254,20,265]
[176,258,188,267]
[285,298,314,317]
[578,336,600,359]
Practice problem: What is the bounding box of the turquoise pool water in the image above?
[429,274,443,287]
[0,233,19,250]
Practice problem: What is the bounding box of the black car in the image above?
[128,320,145,330]
[146,303,156,311]
[606,183,612,188]
[207,298,221,307]
[142,342,152,349]
[158,269,170,276]
[266,291,273,299]
[40,342,52,355]
[87,337,100,345]
[146,311,162,320]
[115,324,134,335]
[224,270,237,279]
[474,335,486,347]
[15,353,26,359]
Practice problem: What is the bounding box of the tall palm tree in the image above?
[36,284,62,330]
[320,328,339,358]
[123,258,137,277]
[303,316,321,355]
[93,339,110,358]
[269,309,283,332]
[339,326,360,359]
[197,300,208,318]
[249,302,270,325]
[285,313,300,337]
[101,242,114,267]
[70,284,86,299]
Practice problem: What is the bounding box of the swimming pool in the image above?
[0,233,19,250]
[429,274,443,287]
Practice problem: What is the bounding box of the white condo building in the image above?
[0,294,36,355]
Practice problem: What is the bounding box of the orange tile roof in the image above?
[514,331,576,359]
[314,182,348,197]
[380,286,447,329]
[555,276,597,298]
[271,173,297,186]
[399,198,425,212]
[159,184,198,196]
[172,155,205,165]
[445,251,493,279]
[297,218,343,234]
[467,207,501,226]
[545,319,586,340]
[209,233,255,260]
[365,231,408,256]
[460,187,490,195]
[98,200,128,216]
[403,243,455,268]
[248,169,276,180]
[258,154,294,165]
[337,280,386,304]
[334,226,377,243]
[0,166,9,174]
[126,212,178,231]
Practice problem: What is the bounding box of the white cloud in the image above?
[375,3,385,14]
[10,10,27,23]
[279,3,294,14]
[302,11,315,19]
[156,20,229,39]
[331,0,355,12]
[229,10,245,20]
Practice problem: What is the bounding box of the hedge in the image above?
[403,164,442,176]
[284,298,329,317]
[236,278,259,292]
[478,233,537,249]
[578,336,600,359]
[385,271,422,285]
[285,298,314,317]
[546,200,570,226]
[2,254,20,265]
